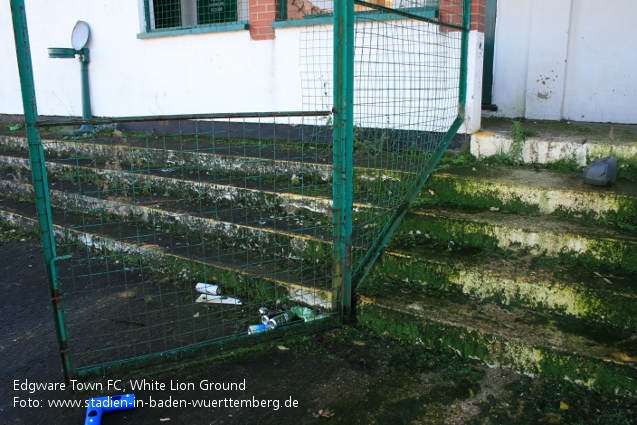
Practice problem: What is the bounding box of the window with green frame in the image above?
[144,0,245,31]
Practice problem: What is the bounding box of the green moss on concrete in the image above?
[358,300,637,397]
[364,248,637,330]
[416,171,541,215]
[395,209,637,274]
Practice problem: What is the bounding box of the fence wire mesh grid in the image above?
[301,0,466,284]
[9,0,467,380]
[5,115,338,375]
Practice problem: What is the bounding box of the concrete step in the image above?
[366,242,637,330]
[422,165,637,227]
[358,292,637,397]
[0,137,410,207]
[471,119,637,166]
[396,205,637,274]
[0,206,336,309]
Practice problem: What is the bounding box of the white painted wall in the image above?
[1,1,477,133]
[461,30,484,134]
[0,4,23,115]
[489,0,637,124]
[562,1,637,123]
[2,2,302,117]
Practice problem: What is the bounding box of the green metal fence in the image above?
[9,0,468,382]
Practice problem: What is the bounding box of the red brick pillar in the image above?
[470,0,486,32]
[439,0,463,30]
[439,0,485,32]
[249,0,277,40]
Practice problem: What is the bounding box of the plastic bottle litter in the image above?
[303,313,330,323]
[290,306,316,322]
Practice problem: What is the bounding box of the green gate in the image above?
[9,0,468,382]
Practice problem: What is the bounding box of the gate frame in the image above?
[10,0,470,382]
[10,0,74,382]
[335,0,471,308]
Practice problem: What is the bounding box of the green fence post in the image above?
[10,0,74,383]
[333,0,354,322]
[351,0,472,288]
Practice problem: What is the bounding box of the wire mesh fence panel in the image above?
[42,116,337,376]
[10,0,467,381]
[301,0,467,288]
[0,113,338,379]
[350,0,466,284]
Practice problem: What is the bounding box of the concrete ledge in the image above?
[369,248,637,330]
[398,207,637,273]
[471,131,637,165]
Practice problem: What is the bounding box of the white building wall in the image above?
[1,2,303,117]
[562,1,637,123]
[490,0,637,124]
[1,1,477,132]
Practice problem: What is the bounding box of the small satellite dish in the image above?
[71,21,90,51]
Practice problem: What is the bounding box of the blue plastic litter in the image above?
[84,393,136,425]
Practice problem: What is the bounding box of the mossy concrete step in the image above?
[0,136,334,185]
[358,294,637,396]
[0,152,404,226]
[0,208,336,309]
[0,154,334,227]
[0,180,333,275]
[0,138,409,202]
[367,243,637,330]
[471,130,637,166]
[423,165,637,224]
[397,207,637,273]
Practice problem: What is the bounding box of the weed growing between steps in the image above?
[0,221,40,244]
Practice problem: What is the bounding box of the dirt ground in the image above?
[1,235,636,424]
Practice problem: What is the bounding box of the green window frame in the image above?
[141,0,249,37]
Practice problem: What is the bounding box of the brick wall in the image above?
[250,0,487,41]
[439,0,486,32]
[249,0,277,40]
[470,0,485,32]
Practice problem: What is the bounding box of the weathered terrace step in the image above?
[0,178,334,279]
[0,207,336,309]
[367,241,637,330]
[422,164,637,225]
[0,147,405,229]
[471,120,637,166]
[0,154,335,231]
[395,205,637,273]
[0,135,422,198]
[358,293,637,396]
